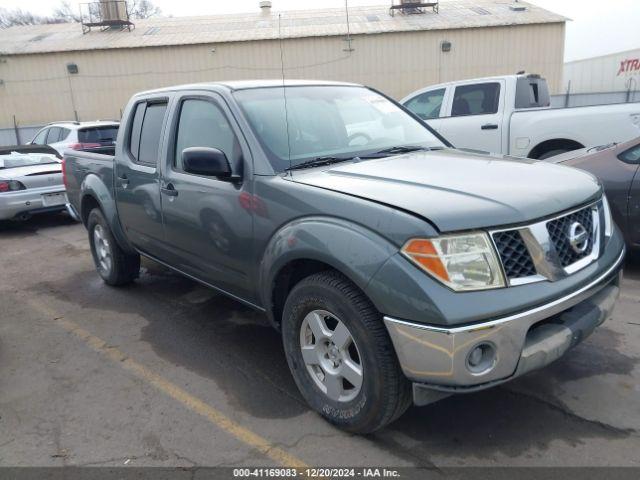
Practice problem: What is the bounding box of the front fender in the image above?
[259,216,399,317]
[81,174,135,254]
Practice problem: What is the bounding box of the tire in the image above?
[538,148,570,160]
[87,208,140,286]
[282,271,411,433]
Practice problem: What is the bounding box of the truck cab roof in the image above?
[413,73,539,93]
[135,79,362,97]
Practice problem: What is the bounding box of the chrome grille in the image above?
[546,206,594,267]
[490,201,601,285]
[492,230,536,278]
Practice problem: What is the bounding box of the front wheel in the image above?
[87,208,140,286]
[282,271,411,433]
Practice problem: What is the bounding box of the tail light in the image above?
[68,143,101,150]
[0,180,26,193]
[61,157,68,189]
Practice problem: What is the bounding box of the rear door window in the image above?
[404,88,446,120]
[138,103,168,167]
[129,103,146,161]
[451,83,500,117]
[32,129,49,145]
[128,102,167,166]
[46,127,62,143]
[59,128,71,141]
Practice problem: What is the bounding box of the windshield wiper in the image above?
[285,156,355,171]
[285,146,441,171]
[354,145,442,160]
[374,145,431,155]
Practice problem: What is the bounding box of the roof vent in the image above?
[509,2,527,12]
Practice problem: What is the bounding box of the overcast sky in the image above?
[2,0,639,61]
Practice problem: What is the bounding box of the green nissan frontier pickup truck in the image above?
[63,80,625,433]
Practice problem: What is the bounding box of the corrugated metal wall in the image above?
[0,22,564,129]
[562,48,640,95]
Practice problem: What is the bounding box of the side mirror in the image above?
[182,147,232,178]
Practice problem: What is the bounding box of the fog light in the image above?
[466,343,496,375]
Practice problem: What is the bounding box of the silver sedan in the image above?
[0,145,67,221]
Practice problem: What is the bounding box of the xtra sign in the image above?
[618,58,640,76]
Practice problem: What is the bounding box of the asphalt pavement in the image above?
[1,213,639,468]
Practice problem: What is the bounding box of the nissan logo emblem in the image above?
[568,222,589,254]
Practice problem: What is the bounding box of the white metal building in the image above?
[0,0,566,136]
[563,48,640,94]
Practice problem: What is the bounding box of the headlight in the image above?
[402,233,505,291]
[602,194,613,238]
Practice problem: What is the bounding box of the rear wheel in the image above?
[87,208,140,286]
[282,271,411,433]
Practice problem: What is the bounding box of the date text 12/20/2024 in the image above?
[233,468,401,478]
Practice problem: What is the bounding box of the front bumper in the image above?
[0,187,67,220]
[384,248,624,403]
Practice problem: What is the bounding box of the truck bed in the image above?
[64,148,115,220]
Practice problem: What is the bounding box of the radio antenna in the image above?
[278,14,292,170]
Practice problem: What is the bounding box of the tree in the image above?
[0,8,63,28]
[52,1,82,23]
[0,0,161,28]
[127,0,162,19]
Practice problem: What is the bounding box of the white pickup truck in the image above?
[401,74,640,159]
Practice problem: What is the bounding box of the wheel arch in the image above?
[528,138,584,159]
[79,174,136,254]
[259,216,398,327]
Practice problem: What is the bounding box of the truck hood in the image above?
[290,149,601,232]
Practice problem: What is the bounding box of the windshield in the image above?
[0,152,59,169]
[78,126,119,144]
[234,85,445,172]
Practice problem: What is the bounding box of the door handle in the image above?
[116,174,129,187]
[481,124,499,130]
[161,183,178,197]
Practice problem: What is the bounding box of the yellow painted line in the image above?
[27,299,308,469]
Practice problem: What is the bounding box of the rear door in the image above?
[114,95,169,257]
[159,92,254,300]
[438,80,505,153]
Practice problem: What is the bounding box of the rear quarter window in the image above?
[46,127,62,143]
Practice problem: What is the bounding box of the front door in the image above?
[438,81,505,154]
[114,97,169,257]
[160,93,254,300]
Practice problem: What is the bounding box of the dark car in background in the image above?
[550,138,640,250]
